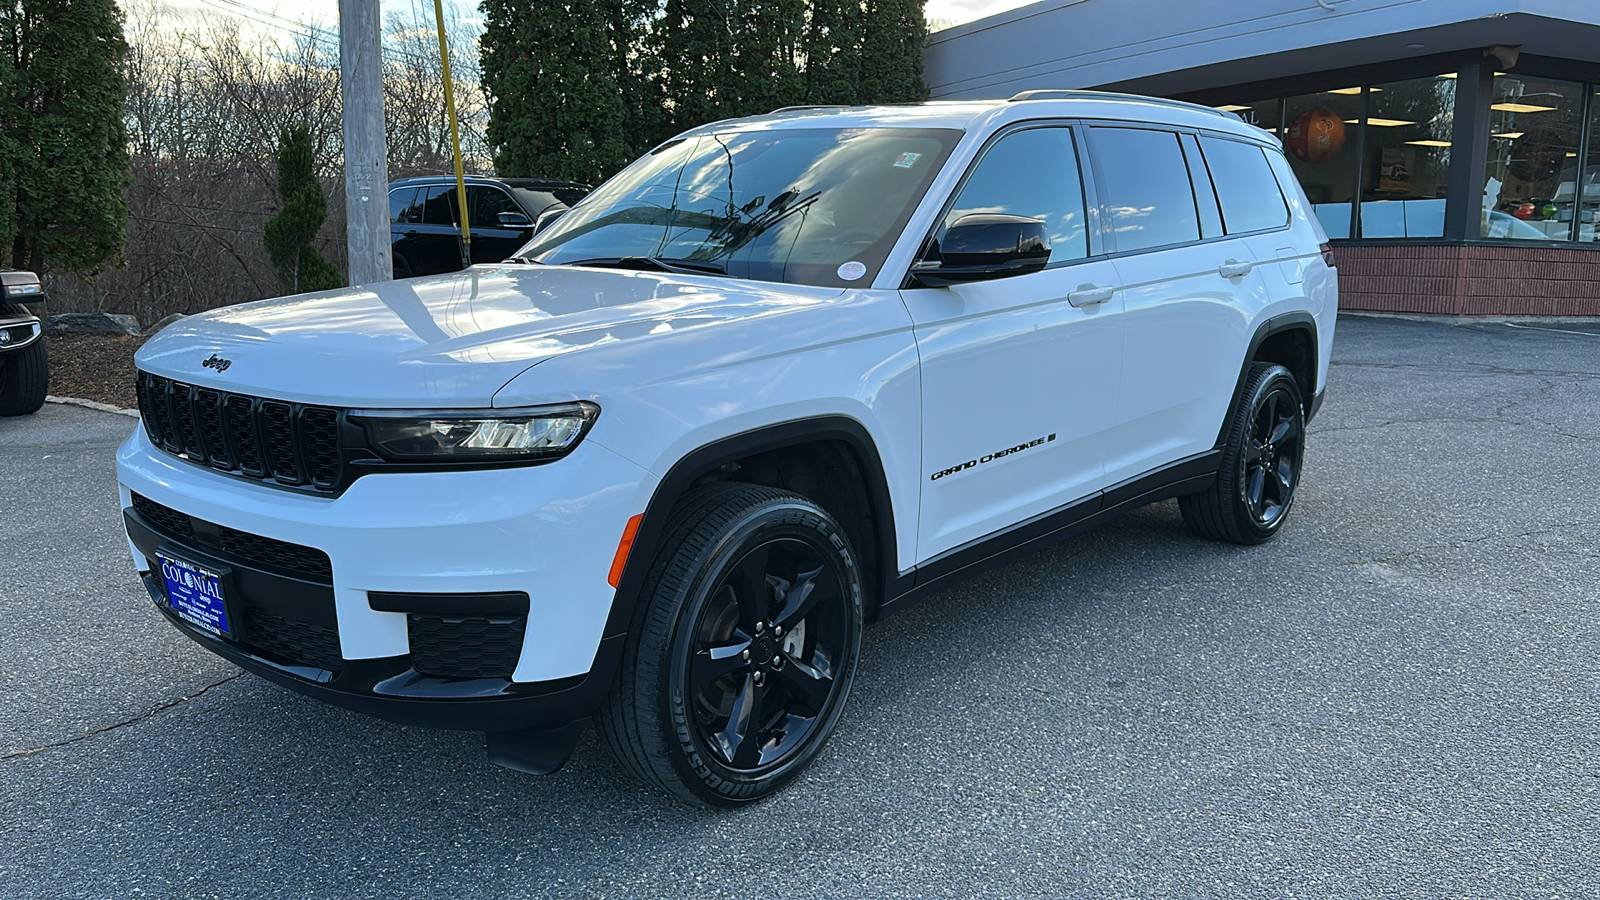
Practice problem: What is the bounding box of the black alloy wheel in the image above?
[1179,362,1305,545]
[597,483,863,806]
[680,536,851,773]
[1241,382,1303,528]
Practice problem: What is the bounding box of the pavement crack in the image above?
[1,672,244,762]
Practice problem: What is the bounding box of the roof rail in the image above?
[770,105,847,113]
[1007,89,1239,120]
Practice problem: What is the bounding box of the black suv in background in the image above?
[0,268,47,416]
[388,176,591,277]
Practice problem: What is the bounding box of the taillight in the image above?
[1319,242,1335,268]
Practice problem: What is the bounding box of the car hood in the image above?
[135,265,845,407]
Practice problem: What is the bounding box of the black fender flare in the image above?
[1218,312,1320,447]
[588,416,902,685]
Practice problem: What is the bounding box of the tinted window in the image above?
[1181,134,1224,239]
[526,127,961,287]
[1199,137,1290,234]
[1092,128,1201,253]
[942,127,1088,264]
[515,186,589,211]
[420,184,456,226]
[389,187,419,223]
[471,186,520,225]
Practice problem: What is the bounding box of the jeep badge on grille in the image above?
[201,353,232,372]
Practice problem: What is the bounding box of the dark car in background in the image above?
[0,268,48,416]
[388,176,591,278]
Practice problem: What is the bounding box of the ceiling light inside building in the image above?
[1215,104,1252,112]
[1491,102,1556,113]
[1353,117,1417,127]
[1406,140,1453,147]
[1492,132,1525,139]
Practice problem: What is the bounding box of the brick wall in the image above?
[1334,244,1600,317]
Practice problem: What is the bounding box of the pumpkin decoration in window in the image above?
[1286,108,1347,163]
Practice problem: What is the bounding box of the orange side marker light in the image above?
[608,514,644,588]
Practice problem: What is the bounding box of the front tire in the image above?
[1180,362,1305,545]
[0,340,48,416]
[597,483,864,806]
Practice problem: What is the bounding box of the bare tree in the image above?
[51,0,487,325]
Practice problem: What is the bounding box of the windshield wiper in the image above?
[565,256,728,277]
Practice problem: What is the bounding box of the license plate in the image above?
[157,553,231,638]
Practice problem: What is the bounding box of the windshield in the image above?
[522,127,962,287]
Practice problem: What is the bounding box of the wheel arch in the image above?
[601,416,900,648]
[1218,312,1318,446]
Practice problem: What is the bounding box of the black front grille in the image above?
[218,525,333,581]
[408,615,527,679]
[243,610,343,672]
[130,493,334,583]
[130,493,193,537]
[135,371,344,491]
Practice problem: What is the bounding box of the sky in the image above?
[157,0,1033,37]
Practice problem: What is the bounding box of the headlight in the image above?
[350,402,599,463]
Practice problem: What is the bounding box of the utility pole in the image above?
[339,0,391,285]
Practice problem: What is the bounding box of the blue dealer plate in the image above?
[157,553,231,637]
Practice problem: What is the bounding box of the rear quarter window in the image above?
[1198,137,1291,234]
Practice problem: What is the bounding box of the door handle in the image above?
[1218,259,1254,278]
[1067,284,1115,308]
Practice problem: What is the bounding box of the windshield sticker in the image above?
[892,152,922,169]
[837,261,867,281]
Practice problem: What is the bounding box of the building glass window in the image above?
[1213,99,1281,135]
[1576,91,1600,243]
[1283,90,1362,238]
[1481,75,1584,241]
[1359,75,1456,238]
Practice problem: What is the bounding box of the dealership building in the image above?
[926,0,1600,316]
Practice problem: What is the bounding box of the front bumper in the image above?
[0,311,42,352]
[117,425,656,731]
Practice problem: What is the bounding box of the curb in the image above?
[46,395,141,418]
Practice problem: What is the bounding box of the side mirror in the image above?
[497,211,534,228]
[0,269,45,303]
[910,214,1050,287]
[533,206,568,235]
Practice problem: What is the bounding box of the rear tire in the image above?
[0,340,48,416]
[1180,362,1304,545]
[596,483,864,806]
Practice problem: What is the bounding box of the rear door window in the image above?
[1198,137,1291,234]
[389,187,419,223]
[471,186,520,225]
[420,184,457,226]
[941,126,1089,264]
[1091,127,1202,253]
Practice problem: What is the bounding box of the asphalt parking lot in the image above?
[2,315,1598,898]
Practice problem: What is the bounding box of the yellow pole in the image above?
[433,0,470,268]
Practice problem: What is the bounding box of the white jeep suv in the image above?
[118,92,1336,806]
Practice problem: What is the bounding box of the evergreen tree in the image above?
[803,0,864,104]
[856,0,927,104]
[0,0,130,274]
[480,0,639,183]
[480,0,930,183]
[655,0,735,130]
[729,0,806,117]
[262,126,342,295]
